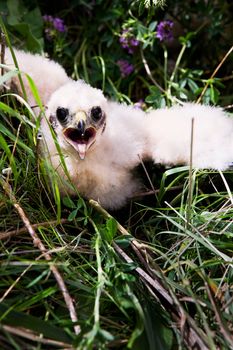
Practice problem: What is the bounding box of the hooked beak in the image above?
[63,111,96,160]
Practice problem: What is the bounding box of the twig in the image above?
[90,219,105,327]
[1,325,73,348]
[0,178,80,335]
[0,219,68,240]
[196,45,233,104]
[186,118,194,229]
[0,32,6,77]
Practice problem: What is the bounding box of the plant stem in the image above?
[167,43,187,99]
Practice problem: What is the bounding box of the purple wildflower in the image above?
[117,59,134,77]
[43,14,67,40]
[119,29,140,54]
[53,17,67,32]
[130,38,140,47]
[156,20,174,42]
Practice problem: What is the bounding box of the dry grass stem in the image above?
[1,325,73,348]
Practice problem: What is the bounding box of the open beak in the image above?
[63,111,96,160]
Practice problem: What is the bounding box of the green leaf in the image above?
[26,269,49,288]
[6,0,43,52]
[145,86,162,104]
[179,31,196,47]
[24,7,43,38]
[148,21,157,32]
[210,85,219,104]
[18,287,57,310]
[10,22,42,52]
[99,328,114,341]
[121,262,138,272]
[134,300,173,350]
[114,234,134,248]
[106,217,118,240]
[0,101,21,117]
[0,303,72,343]
[187,78,199,93]
[7,0,25,25]
[63,196,76,209]
[68,208,78,221]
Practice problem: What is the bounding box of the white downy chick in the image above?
[40,81,147,209]
[4,48,233,209]
[4,48,147,208]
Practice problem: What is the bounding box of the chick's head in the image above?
[46,80,107,159]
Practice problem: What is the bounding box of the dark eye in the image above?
[90,106,102,121]
[56,107,69,124]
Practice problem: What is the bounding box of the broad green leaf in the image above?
[106,217,118,240]
[99,328,114,341]
[68,208,78,221]
[63,196,76,209]
[187,78,199,93]
[0,303,72,343]
[114,234,134,248]
[210,85,219,104]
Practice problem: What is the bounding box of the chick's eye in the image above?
[90,106,102,121]
[56,107,69,124]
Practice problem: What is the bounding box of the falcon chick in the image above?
[40,80,147,209]
[4,48,233,209]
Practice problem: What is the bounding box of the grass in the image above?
[1,47,233,350]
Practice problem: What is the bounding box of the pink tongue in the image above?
[77,143,87,160]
